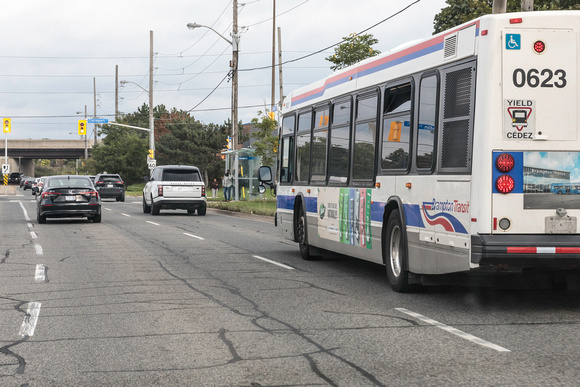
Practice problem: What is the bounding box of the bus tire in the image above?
[385,209,412,293]
[297,205,313,260]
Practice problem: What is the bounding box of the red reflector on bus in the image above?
[533,40,546,54]
[496,175,515,193]
[496,153,515,172]
[510,18,523,24]
[507,247,580,254]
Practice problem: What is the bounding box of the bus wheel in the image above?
[385,209,412,293]
[297,206,313,260]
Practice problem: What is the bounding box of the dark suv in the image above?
[94,173,125,202]
[8,172,23,185]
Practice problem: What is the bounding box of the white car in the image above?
[143,165,207,215]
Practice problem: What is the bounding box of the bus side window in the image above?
[328,99,351,185]
[353,92,379,181]
[382,82,412,171]
[311,104,330,184]
[295,111,313,184]
[416,75,439,170]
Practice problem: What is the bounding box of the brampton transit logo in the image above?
[421,199,469,234]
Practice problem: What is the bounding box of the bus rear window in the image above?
[162,170,201,182]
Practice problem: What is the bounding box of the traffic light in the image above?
[78,120,87,135]
[3,118,11,133]
[148,149,154,159]
[226,137,232,150]
[268,111,275,120]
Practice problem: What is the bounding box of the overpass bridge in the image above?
[3,139,95,177]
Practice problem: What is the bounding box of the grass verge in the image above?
[126,183,276,217]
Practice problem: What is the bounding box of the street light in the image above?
[186,22,240,148]
[187,21,241,199]
[120,80,155,159]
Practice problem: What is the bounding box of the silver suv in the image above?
[143,165,207,216]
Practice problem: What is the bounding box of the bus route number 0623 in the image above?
[512,68,567,88]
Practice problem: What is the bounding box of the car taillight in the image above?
[158,185,163,196]
[495,153,514,173]
[96,181,104,185]
[80,191,99,199]
[496,175,515,194]
[202,186,206,197]
[41,191,60,199]
[116,181,123,184]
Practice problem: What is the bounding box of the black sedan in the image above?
[21,177,35,190]
[37,175,102,224]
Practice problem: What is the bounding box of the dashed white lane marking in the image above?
[19,302,41,337]
[395,308,511,352]
[105,208,112,211]
[183,232,204,240]
[146,221,160,226]
[35,264,46,282]
[252,255,294,270]
[121,213,131,217]
[17,201,31,221]
[34,244,43,256]
[30,231,37,239]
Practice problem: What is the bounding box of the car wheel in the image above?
[37,212,46,224]
[151,196,160,215]
[120,195,125,202]
[143,195,151,213]
[115,196,120,202]
[92,212,102,223]
[384,209,413,293]
[197,204,206,216]
[187,208,196,214]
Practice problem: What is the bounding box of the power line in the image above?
[238,0,421,72]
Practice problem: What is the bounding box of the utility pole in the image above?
[271,0,276,111]
[93,77,97,145]
[492,0,507,13]
[521,0,533,11]
[115,65,119,121]
[277,26,284,111]
[149,30,155,158]
[84,105,88,159]
[232,0,239,200]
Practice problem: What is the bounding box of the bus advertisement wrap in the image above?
[318,188,372,249]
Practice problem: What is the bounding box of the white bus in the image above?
[258,11,580,292]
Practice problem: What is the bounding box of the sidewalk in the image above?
[0,185,17,196]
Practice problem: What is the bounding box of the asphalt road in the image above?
[1,189,579,386]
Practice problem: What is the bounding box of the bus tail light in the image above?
[495,153,515,173]
[496,175,515,194]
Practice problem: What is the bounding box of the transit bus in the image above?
[258,11,580,292]
[551,183,580,195]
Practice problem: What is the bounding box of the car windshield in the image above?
[46,178,92,189]
[162,169,201,182]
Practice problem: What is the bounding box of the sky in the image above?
[0,0,448,140]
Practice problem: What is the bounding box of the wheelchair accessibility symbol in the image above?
[506,34,520,50]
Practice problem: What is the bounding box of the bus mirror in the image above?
[258,166,272,184]
[258,185,266,194]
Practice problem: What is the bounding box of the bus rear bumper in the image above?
[471,234,580,268]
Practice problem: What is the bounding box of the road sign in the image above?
[2,164,9,174]
[88,118,108,124]
[148,159,156,170]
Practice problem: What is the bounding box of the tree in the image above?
[92,103,169,184]
[325,33,381,71]
[250,111,278,167]
[155,109,228,184]
[433,0,580,34]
